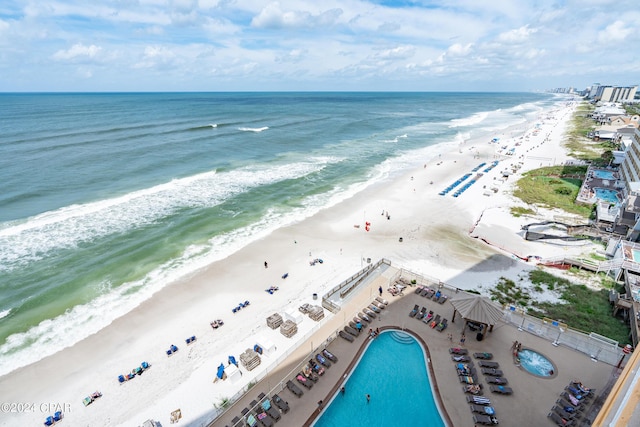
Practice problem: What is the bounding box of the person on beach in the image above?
[264,261,268,268]
[460,333,466,346]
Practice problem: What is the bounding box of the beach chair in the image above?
[363,308,376,318]
[375,297,388,306]
[451,355,471,362]
[479,361,499,369]
[246,412,259,427]
[449,348,468,355]
[344,325,359,337]
[409,304,419,317]
[414,285,425,294]
[368,304,381,313]
[486,377,508,385]
[470,404,496,415]
[316,353,331,368]
[438,295,449,304]
[466,395,490,405]
[565,386,591,401]
[296,374,313,389]
[416,307,427,319]
[422,311,434,324]
[429,314,441,328]
[474,352,493,360]
[260,397,281,421]
[286,380,303,397]
[473,414,499,425]
[339,330,354,342]
[420,287,430,297]
[53,411,64,422]
[322,349,338,362]
[357,312,371,323]
[489,385,513,395]
[436,318,448,331]
[185,335,197,345]
[432,290,442,301]
[548,411,574,426]
[560,392,583,407]
[44,416,55,426]
[481,368,503,377]
[459,375,478,384]
[462,384,483,395]
[424,287,436,298]
[231,416,242,426]
[557,398,584,412]
[253,409,274,427]
[552,405,576,420]
[272,393,290,413]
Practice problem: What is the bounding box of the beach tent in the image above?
[226,363,242,383]
[449,295,504,339]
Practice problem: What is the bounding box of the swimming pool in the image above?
[594,188,620,204]
[518,348,556,378]
[313,330,446,426]
[592,170,617,180]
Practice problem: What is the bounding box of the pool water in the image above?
[518,349,556,377]
[632,249,640,264]
[313,331,445,427]
[592,170,616,180]
[594,188,620,204]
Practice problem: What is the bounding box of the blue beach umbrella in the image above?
[217,363,225,379]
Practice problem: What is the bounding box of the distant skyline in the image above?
[0,0,638,92]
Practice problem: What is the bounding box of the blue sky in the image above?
[0,0,638,92]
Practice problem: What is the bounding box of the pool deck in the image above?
[210,268,615,427]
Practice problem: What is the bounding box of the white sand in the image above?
[0,98,597,427]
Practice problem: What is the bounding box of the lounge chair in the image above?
[456,363,475,376]
[462,384,483,395]
[429,314,441,328]
[316,353,331,367]
[438,295,448,304]
[409,304,419,317]
[357,312,371,323]
[473,414,499,425]
[481,368,503,377]
[470,404,496,415]
[231,416,241,426]
[416,307,427,320]
[556,398,583,412]
[414,286,425,294]
[432,290,442,301]
[436,318,448,331]
[486,377,508,385]
[466,395,490,405]
[322,349,338,363]
[260,398,281,421]
[375,297,388,305]
[272,393,290,413]
[489,385,513,395]
[246,413,259,427]
[560,392,583,407]
[570,381,593,395]
[286,380,303,397]
[44,416,55,426]
[254,409,274,427]
[422,311,434,324]
[459,375,478,384]
[296,374,313,389]
[451,355,471,362]
[420,287,430,297]
[363,308,376,318]
[449,348,468,355]
[565,386,591,400]
[53,411,63,422]
[474,352,493,360]
[479,361,499,368]
[548,411,574,426]
[424,288,435,298]
[339,330,354,342]
[345,325,359,337]
[368,304,381,313]
[552,405,576,420]
[309,359,325,376]
[186,335,197,345]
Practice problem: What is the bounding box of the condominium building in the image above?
[592,85,637,103]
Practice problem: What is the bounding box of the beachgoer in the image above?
[376,327,380,335]
[264,261,268,268]
[378,286,383,296]
[460,333,466,346]
[366,394,370,403]
[341,386,345,395]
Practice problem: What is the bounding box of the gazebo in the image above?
[449,294,504,339]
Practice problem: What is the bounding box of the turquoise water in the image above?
[0,92,560,376]
[592,170,616,180]
[594,188,620,204]
[313,331,445,426]
[519,349,555,377]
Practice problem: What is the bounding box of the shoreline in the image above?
[0,97,591,427]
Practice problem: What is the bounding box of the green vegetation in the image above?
[214,397,231,410]
[624,104,640,116]
[490,270,630,345]
[564,102,598,160]
[510,206,535,217]
[513,166,593,218]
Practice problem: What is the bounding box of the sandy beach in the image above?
[0,98,594,427]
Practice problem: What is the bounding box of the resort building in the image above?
[590,85,638,103]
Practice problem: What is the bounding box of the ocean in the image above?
[0,92,560,376]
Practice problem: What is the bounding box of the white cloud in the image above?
[52,43,102,61]
[497,25,537,43]
[447,43,473,56]
[251,3,343,29]
[597,20,632,44]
